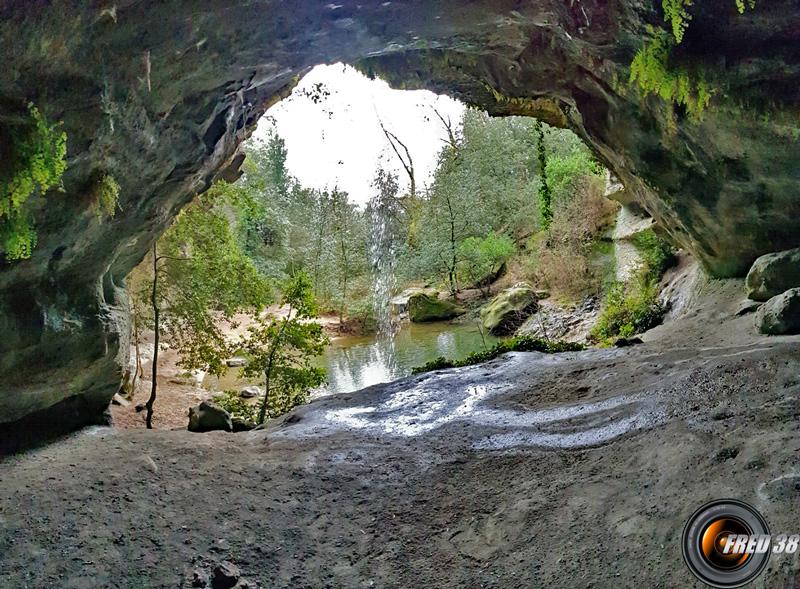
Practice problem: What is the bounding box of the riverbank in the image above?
[4,276,800,587]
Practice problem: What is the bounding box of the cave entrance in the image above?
[115,62,662,432]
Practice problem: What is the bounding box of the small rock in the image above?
[191,569,209,588]
[226,357,247,367]
[715,447,739,462]
[111,393,130,407]
[134,403,146,413]
[212,561,240,589]
[188,401,233,433]
[240,386,260,398]
[754,287,800,335]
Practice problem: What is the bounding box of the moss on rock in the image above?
[408,293,465,322]
[480,285,539,335]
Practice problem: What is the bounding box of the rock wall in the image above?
[1,0,800,442]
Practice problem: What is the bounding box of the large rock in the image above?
[480,285,539,336]
[407,293,465,323]
[754,288,800,335]
[2,1,800,443]
[188,401,233,433]
[746,248,800,301]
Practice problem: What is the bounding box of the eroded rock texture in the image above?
[0,0,799,442]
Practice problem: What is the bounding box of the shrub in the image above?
[630,228,676,280]
[591,279,664,343]
[525,175,617,301]
[212,390,259,423]
[412,335,584,374]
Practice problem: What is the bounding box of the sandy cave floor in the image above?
[2,278,800,588]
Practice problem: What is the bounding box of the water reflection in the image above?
[314,322,500,397]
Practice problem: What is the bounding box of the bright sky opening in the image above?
[253,63,465,205]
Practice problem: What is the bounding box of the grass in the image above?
[411,335,585,374]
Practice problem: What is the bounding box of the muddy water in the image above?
[204,321,501,397]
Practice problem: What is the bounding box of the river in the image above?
[204,321,501,398]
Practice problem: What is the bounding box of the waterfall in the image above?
[367,168,404,339]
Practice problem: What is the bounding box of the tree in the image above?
[534,118,553,230]
[240,272,329,424]
[133,182,270,428]
[328,187,367,326]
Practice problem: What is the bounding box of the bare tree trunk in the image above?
[445,193,459,297]
[145,244,159,429]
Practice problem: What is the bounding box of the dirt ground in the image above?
[2,277,800,588]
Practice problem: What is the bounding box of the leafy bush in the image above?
[212,390,259,423]
[0,103,67,260]
[630,228,676,280]
[412,335,584,374]
[591,229,675,344]
[591,279,664,343]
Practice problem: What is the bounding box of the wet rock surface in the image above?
[2,286,799,587]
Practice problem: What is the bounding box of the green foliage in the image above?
[629,30,712,120]
[591,279,664,343]
[94,174,120,220]
[412,335,585,374]
[0,103,67,260]
[662,0,693,43]
[240,272,329,423]
[457,232,515,290]
[212,390,260,423]
[630,1,757,119]
[663,0,756,43]
[591,229,675,344]
[132,181,271,377]
[630,228,677,280]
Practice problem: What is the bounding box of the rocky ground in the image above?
[2,277,800,588]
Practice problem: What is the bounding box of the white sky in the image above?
[252,63,465,205]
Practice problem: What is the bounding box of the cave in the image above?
[2,2,800,584]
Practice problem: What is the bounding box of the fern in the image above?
[663,0,693,43]
[629,31,712,120]
[0,103,67,260]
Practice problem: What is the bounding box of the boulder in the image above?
[407,293,465,323]
[240,386,261,398]
[480,284,539,335]
[188,401,233,433]
[746,248,800,301]
[754,288,800,335]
